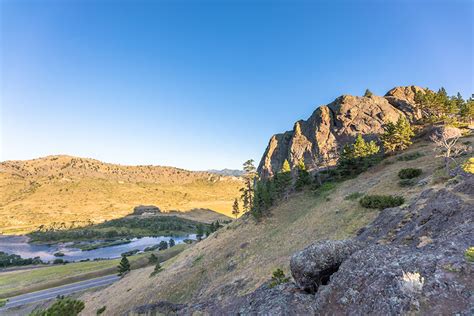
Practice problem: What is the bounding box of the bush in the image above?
[399,179,416,187]
[397,152,424,161]
[0,298,8,307]
[359,195,405,209]
[97,306,106,315]
[30,297,85,316]
[53,258,67,264]
[344,192,364,200]
[269,268,290,288]
[398,168,422,179]
[465,247,474,262]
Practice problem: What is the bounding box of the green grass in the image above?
[344,192,364,200]
[396,151,424,161]
[74,240,132,251]
[0,244,187,299]
[0,298,8,307]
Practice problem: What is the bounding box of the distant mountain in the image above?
[207,169,244,177]
[0,155,242,234]
[258,86,426,178]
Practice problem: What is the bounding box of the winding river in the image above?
[0,234,195,262]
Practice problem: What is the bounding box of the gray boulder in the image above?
[290,239,361,293]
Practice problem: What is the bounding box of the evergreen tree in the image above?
[281,159,291,172]
[364,89,373,98]
[196,224,204,240]
[232,198,240,219]
[275,159,292,196]
[158,240,168,250]
[117,256,130,276]
[30,297,85,316]
[460,97,474,123]
[415,88,458,122]
[240,159,257,212]
[169,239,175,247]
[150,261,163,276]
[295,159,311,191]
[337,135,380,177]
[148,253,158,264]
[380,116,414,153]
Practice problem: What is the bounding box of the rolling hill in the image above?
[0,155,242,234]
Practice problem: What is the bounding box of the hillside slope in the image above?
[79,136,469,315]
[0,155,242,234]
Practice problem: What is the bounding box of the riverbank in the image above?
[0,244,188,299]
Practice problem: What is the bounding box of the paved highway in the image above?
[0,274,119,311]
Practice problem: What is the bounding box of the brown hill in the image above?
[258,86,425,178]
[0,155,242,234]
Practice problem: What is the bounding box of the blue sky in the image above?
[1,0,472,170]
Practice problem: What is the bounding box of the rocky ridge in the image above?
[258,86,425,178]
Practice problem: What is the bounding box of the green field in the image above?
[0,244,187,299]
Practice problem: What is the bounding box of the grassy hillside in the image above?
[0,155,242,234]
[80,137,471,315]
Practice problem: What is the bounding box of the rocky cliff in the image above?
[258,86,425,178]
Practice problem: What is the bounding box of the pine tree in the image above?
[240,159,257,212]
[281,159,291,173]
[337,135,380,177]
[460,97,474,123]
[381,116,414,153]
[150,261,163,276]
[169,239,175,247]
[196,224,204,240]
[295,159,311,191]
[158,240,168,250]
[232,198,240,219]
[117,256,130,276]
[148,253,158,264]
[275,159,292,196]
[364,89,373,98]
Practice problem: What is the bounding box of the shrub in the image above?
[398,168,422,179]
[0,298,8,308]
[30,297,85,316]
[344,192,364,200]
[465,247,474,262]
[359,195,405,209]
[53,258,66,264]
[96,306,106,315]
[397,152,424,161]
[399,179,416,187]
[150,262,163,277]
[269,268,290,288]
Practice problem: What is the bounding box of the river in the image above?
[0,234,195,262]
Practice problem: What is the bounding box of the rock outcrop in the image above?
[290,240,361,293]
[258,86,425,178]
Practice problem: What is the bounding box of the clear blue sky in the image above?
[1,0,472,170]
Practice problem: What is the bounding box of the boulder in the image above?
[290,239,361,293]
[132,205,161,215]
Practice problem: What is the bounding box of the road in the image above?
[0,274,119,311]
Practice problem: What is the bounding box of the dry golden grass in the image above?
[0,155,242,234]
[80,137,470,315]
